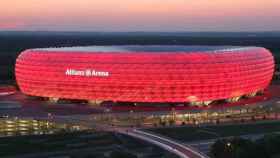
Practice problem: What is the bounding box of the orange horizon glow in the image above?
[0,22,25,29]
[1,0,280,31]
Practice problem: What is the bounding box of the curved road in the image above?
[118,128,209,158]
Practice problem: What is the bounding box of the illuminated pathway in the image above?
[120,128,209,158]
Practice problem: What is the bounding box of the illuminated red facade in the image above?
[15,46,274,103]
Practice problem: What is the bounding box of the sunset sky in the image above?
[1,0,280,31]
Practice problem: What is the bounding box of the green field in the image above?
[149,121,280,142]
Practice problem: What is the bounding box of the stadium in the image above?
[15,45,274,107]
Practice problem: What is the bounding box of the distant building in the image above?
[15,45,274,106]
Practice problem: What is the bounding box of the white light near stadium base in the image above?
[227,142,231,147]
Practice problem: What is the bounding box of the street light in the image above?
[227,142,231,147]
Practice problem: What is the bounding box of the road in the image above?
[123,129,209,158]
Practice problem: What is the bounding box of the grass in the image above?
[149,121,280,142]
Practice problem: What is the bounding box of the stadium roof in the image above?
[33,45,259,53]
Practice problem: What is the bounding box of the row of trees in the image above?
[210,133,280,158]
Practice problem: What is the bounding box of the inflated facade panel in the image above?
[15,46,274,103]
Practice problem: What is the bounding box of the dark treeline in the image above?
[1,31,280,82]
[210,134,280,158]
[1,31,280,52]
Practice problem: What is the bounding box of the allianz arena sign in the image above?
[65,69,110,77]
